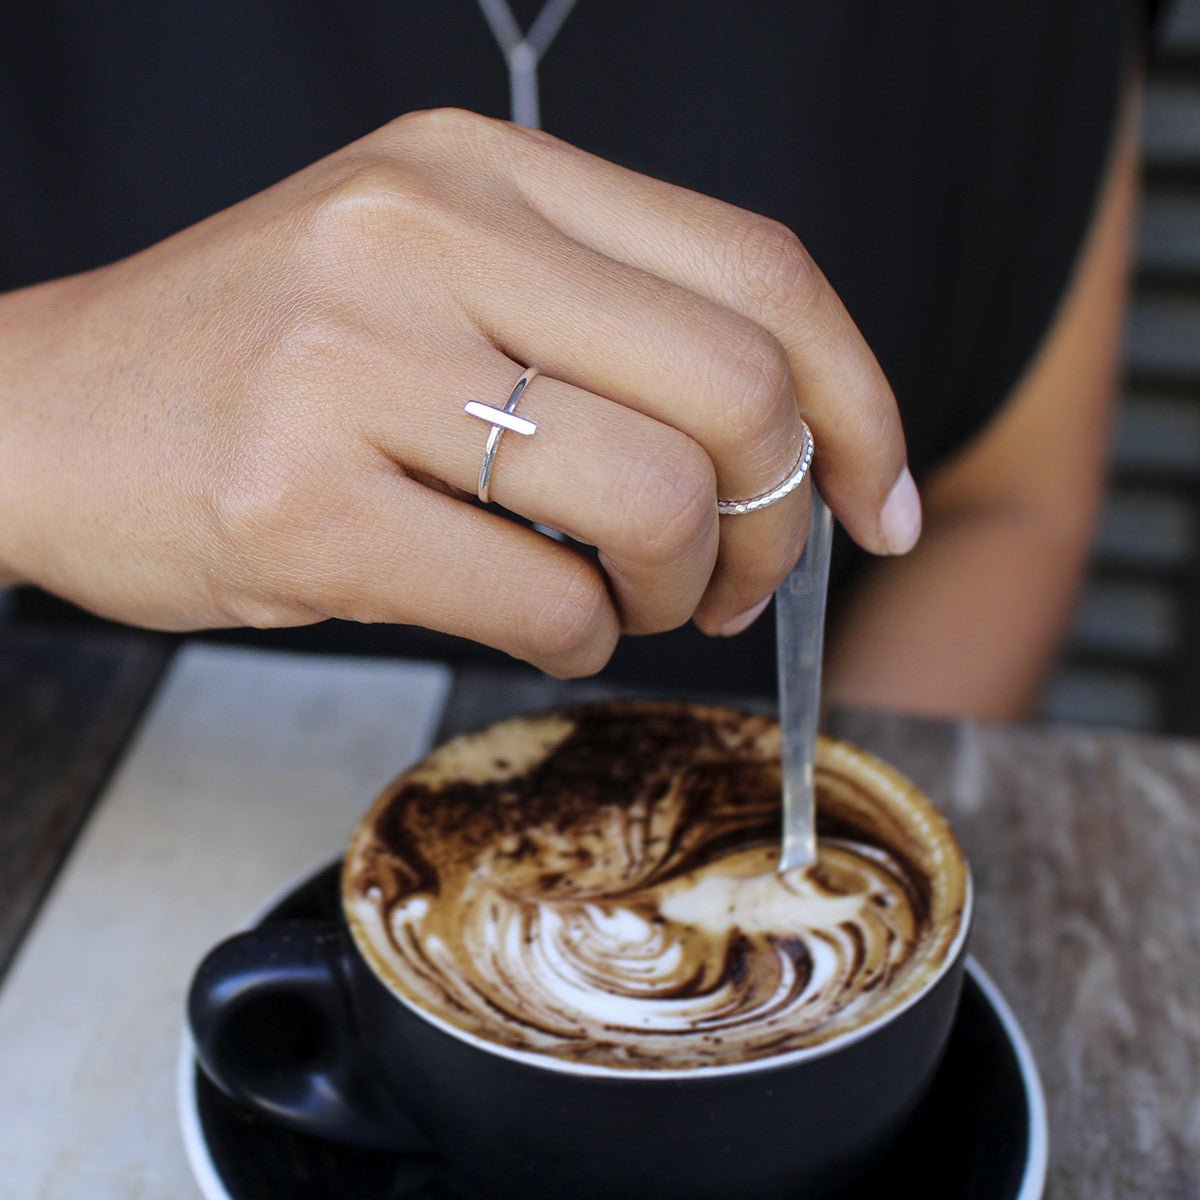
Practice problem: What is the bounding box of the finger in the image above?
[296,465,621,678]
[361,350,720,636]
[494,124,919,558]
[446,217,812,627]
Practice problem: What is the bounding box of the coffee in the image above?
[343,703,968,1072]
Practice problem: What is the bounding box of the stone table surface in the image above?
[827,709,1200,1200]
[0,635,1197,1199]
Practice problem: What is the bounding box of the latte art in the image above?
[344,705,968,1070]
[400,844,918,1063]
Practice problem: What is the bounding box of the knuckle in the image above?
[398,106,576,186]
[266,310,369,380]
[207,406,344,573]
[248,309,380,423]
[729,215,821,304]
[709,321,793,431]
[213,591,321,631]
[386,106,495,143]
[208,433,310,551]
[613,435,717,569]
[522,559,614,676]
[379,108,511,174]
[305,156,459,251]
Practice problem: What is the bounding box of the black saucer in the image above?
[179,861,1047,1200]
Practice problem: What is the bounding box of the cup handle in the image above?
[187,920,430,1151]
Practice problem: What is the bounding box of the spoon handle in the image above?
[776,488,834,873]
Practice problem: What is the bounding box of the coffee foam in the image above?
[344,704,968,1072]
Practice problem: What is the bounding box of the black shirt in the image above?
[0,1,1141,692]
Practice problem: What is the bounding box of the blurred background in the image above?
[1038,0,1200,732]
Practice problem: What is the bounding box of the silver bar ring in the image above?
[464,367,540,504]
[716,421,815,516]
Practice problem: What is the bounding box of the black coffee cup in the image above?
[190,913,969,1200]
[189,708,972,1200]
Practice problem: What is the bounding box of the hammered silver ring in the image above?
[717,421,815,516]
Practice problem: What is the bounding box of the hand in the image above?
[0,108,918,676]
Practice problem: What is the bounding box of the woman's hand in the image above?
[0,108,917,676]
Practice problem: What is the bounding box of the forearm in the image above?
[825,503,1095,722]
[826,74,1139,723]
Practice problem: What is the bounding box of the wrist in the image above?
[0,305,24,588]
[0,278,73,591]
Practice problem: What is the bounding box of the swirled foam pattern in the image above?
[345,705,967,1070]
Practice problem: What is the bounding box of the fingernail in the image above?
[717,596,772,637]
[880,467,922,555]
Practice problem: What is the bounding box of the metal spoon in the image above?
[776,488,834,873]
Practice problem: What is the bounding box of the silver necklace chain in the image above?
[474,0,581,128]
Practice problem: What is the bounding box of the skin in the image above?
[0,107,918,679]
[825,82,1141,721]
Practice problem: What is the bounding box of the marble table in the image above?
[0,628,1196,1199]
